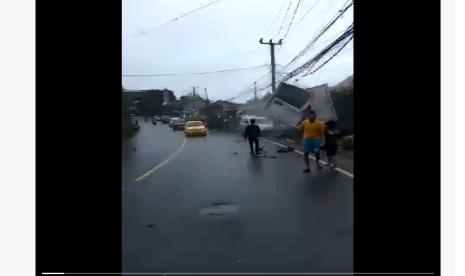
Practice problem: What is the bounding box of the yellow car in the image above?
[184,121,207,137]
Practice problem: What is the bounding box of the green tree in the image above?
[122,87,136,137]
[137,89,177,116]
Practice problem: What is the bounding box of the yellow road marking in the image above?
[134,136,187,182]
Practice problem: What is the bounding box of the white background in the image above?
[451,0,465,275]
[0,0,35,275]
[0,0,461,275]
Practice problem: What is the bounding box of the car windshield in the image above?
[254,119,271,124]
[174,119,185,123]
[186,121,204,127]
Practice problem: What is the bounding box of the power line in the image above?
[266,0,289,34]
[256,23,353,91]
[339,0,352,12]
[122,64,268,77]
[282,1,353,70]
[282,0,303,40]
[226,87,255,102]
[133,0,223,37]
[284,1,353,69]
[227,62,287,102]
[227,66,290,103]
[281,25,353,81]
[277,0,294,37]
[283,24,353,78]
[225,60,279,103]
[227,1,353,102]
[307,1,353,46]
[299,0,323,23]
[276,0,301,59]
[303,35,353,76]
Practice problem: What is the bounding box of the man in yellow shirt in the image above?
[297,110,325,172]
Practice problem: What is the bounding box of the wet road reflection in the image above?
[122,121,353,272]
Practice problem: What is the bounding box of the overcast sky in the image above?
[122,0,353,103]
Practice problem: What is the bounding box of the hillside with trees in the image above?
[136,89,176,116]
[122,87,137,137]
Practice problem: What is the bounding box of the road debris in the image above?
[200,203,238,216]
[277,147,295,153]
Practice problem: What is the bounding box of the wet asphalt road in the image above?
[122,120,353,273]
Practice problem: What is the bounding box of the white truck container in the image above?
[263,82,337,127]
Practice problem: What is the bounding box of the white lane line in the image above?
[264,138,354,179]
[134,137,187,182]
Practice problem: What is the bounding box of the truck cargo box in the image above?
[264,82,338,127]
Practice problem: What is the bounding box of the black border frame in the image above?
[37,0,440,275]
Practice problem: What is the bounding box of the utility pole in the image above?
[259,38,283,94]
[192,86,196,110]
[254,82,257,105]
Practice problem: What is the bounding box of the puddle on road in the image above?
[199,202,238,216]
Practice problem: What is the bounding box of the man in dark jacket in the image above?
[244,119,261,155]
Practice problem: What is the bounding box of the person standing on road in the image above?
[244,119,261,156]
[323,120,338,168]
[297,110,325,172]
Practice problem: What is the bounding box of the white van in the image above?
[238,116,274,135]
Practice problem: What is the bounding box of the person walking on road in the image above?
[297,110,325,172]
[244,119,261,156]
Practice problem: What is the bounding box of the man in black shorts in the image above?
[244,119,261,156]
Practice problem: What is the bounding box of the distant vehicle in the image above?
[171,119,186,130]
[151,116,157,125]
[169,117,180,127]
[238,116,274,135]
[154,116,161,121]
[184,121,207,137]
[161,116,171,124]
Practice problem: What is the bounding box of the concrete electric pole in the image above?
[192,86,196,110]
[259,38,283,94]
[254,82,258,106]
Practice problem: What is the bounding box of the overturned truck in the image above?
[263,82,338,127]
